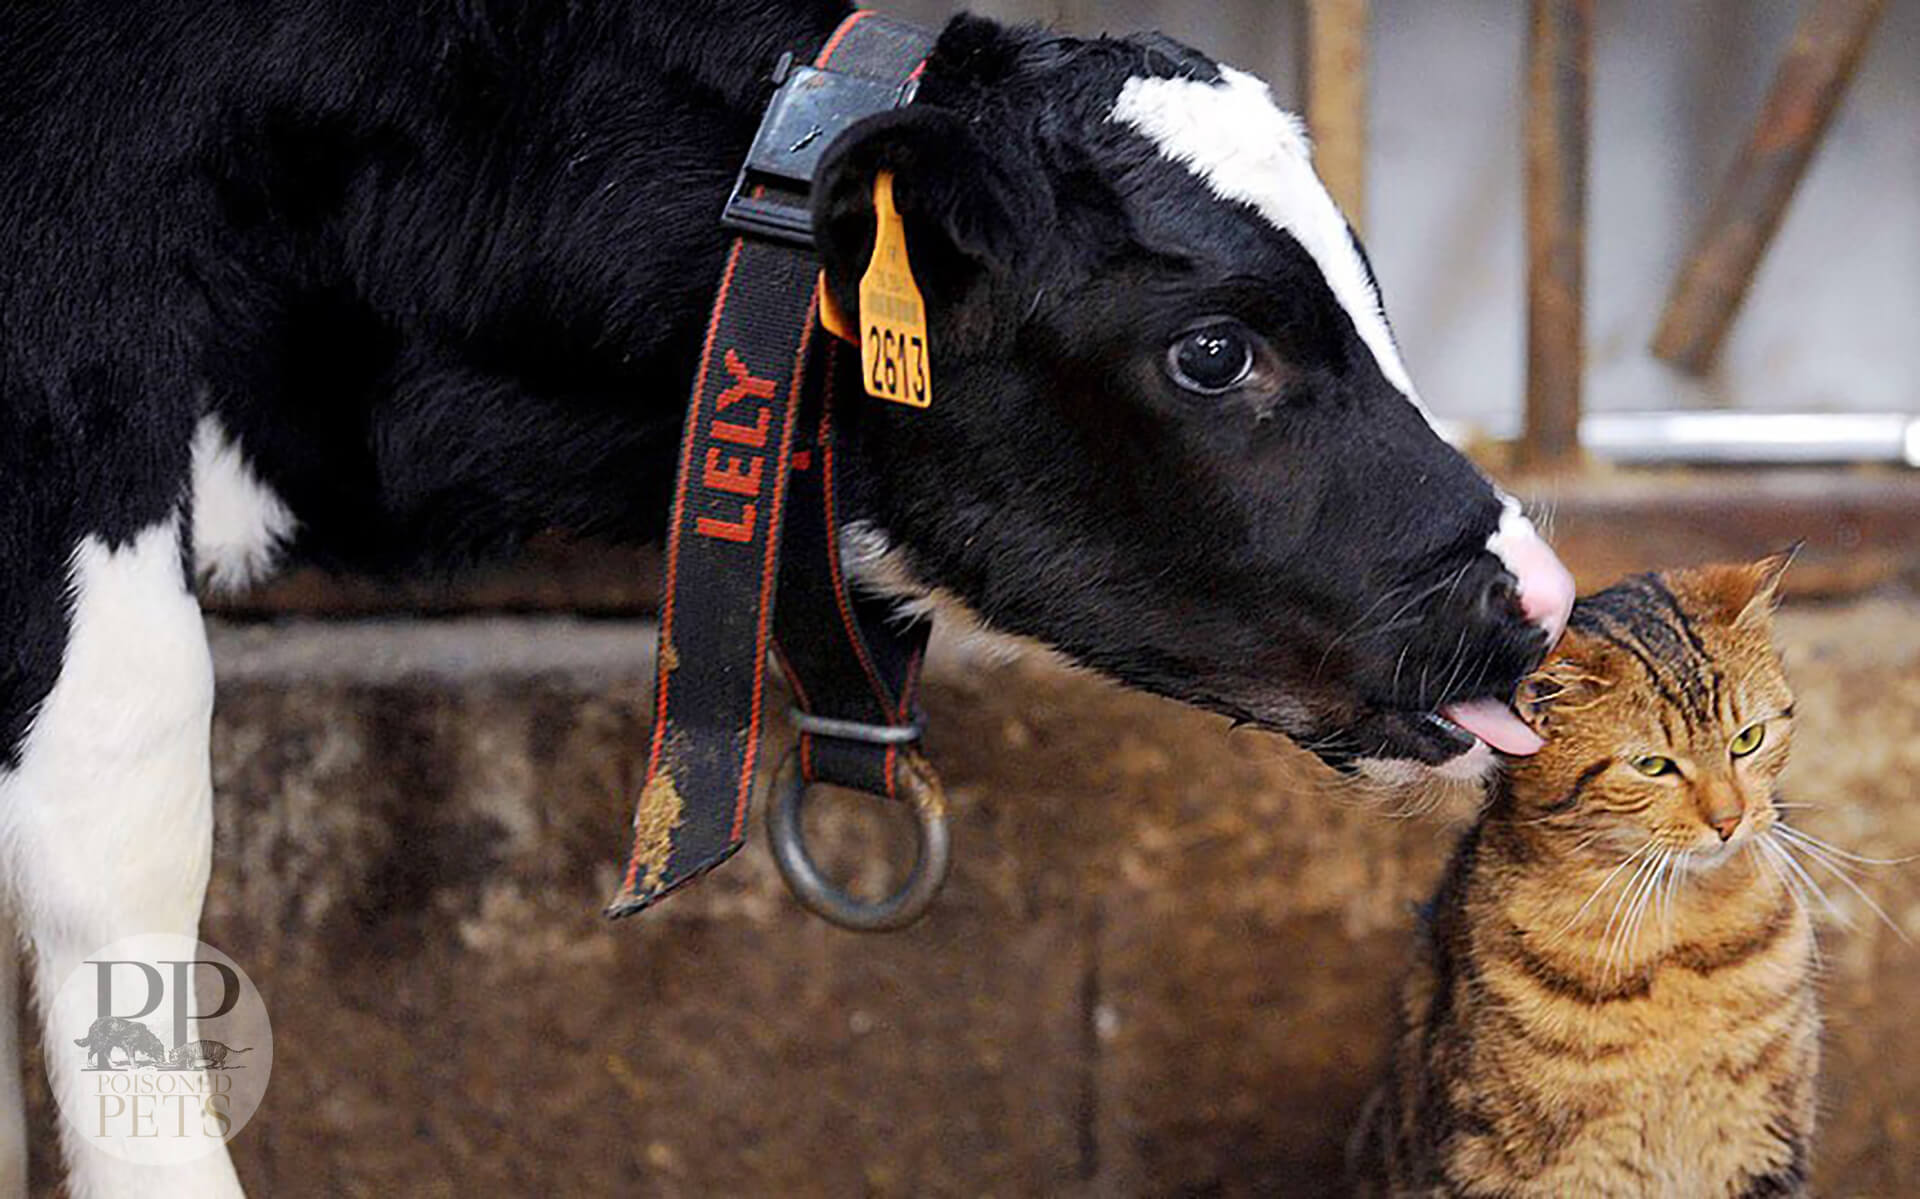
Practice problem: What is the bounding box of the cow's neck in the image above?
[629,1,852,111]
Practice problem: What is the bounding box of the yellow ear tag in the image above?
[857,170,933,408]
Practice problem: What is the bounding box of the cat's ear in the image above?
[1515,628,1616,732]
[1743,544,1799,620]
[1695,545,1799,628]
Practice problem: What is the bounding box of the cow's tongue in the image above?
[1440,698,1545,755]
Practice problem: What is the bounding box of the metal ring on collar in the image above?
[765,749,951,932]
[788,708,924,745]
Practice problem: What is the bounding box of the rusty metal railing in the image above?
[1652,0,1888,376]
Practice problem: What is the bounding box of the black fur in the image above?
[2,1,1545,772]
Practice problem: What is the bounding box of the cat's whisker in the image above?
[1769,830,1912,944]
[1596,854,1651,972]
[1622,851,1670,979]
[1563,829,1605,853]
[1557,840,1654,940]
[1751,840,1796,912]
[1660,849,1690,949]
[1772,824,1915,867]
[1626,850,1672,972]
[1651,849,1674,939]
[1609,862,1649,979]
[1601,848,1665,981]
[1763,836,1847,927]
[1750,840,1826,970]
[1774,828,1881,881]
[1770,844,1829,930]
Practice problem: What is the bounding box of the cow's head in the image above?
[812,17,1572,779]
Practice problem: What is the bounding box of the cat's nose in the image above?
[1709,808,1744,841]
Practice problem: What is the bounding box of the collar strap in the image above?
[607,12,939,923]
[720,45,922,249]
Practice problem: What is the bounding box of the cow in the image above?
[0,2,1572,1193]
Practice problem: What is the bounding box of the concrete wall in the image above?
[22,597,1915,1195]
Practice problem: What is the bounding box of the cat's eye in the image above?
[1729,722,1766,757]
[1630,755,1677,777]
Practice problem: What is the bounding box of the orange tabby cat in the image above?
[1349,555,1818,1198]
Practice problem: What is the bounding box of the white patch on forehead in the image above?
[1108,66,1428,420]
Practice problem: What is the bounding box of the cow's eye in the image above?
[1166,321,1256,394]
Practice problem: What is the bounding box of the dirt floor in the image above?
[20,592,1920,1195]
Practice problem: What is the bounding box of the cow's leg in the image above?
[0,512,243,1199]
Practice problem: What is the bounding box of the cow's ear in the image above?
[813,106,1049,348]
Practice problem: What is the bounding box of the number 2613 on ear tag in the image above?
[858,171,933,409]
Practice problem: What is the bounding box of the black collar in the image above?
[606,12,949,931]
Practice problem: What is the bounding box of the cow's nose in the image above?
[1486,503,1575,643]
[1477,572,1522,625]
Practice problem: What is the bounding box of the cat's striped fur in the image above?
[1350,556,1818,1198]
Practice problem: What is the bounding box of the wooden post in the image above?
[1304,0,1370,231]
[1522,0,1592,470]
[1651,0,1886,375]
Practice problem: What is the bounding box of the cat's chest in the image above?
[1561,1072,1792,1196]
[1535,980,1813,1189]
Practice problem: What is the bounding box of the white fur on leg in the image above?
[0,519,243,1198]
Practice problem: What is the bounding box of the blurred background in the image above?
[932,0,1920,435]
[25,2,1917,1195]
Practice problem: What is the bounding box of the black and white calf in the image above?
[0,2,1572,1193]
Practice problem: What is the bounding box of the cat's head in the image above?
[1506,553,1795,861]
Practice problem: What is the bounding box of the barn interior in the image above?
[20,1,1918,1194]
